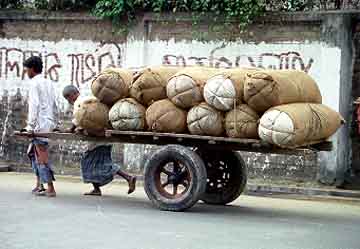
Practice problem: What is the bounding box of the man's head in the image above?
[63,85,80,105]
[23,56,43,79]
[355,97,360,105]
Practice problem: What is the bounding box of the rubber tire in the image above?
[144,145,207,212]
[196,149,247,205]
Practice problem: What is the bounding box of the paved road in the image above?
[1,172,360,249]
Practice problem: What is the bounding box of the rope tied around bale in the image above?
[233,97,238,135]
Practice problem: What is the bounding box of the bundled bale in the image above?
[167,67,219,109]
[187,102,224,136]
[73,97,110,133]
[109,98,146,131]
[225,104,259,138]
[146,99,187,133]
[91,67,133,106]
[130,66,181,106]
[204,68,259,111]
[244,70,322,113]
[258,103,344,148]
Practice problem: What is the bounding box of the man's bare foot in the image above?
[128,176,137,194]
[84,189,102,196]
[46,191,56,198]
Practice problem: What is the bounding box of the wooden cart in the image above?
[14,130,332,212]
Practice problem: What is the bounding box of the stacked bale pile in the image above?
[73,66,343,149]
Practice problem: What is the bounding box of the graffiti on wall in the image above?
[162,45,314,72]
[0,41,122,87]
[0,39,318,95]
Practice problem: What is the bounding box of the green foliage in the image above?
[33,0,48,9]
[93,0,266,26]
[0,0,24,9]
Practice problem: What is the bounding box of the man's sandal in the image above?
[32,187,46,194]
[84,190,102,196]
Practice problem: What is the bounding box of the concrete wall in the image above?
[0,11,356,185]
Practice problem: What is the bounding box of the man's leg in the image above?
[116,170,137,194]
[35,164,56,197]
[47,182,55,194]
[30,156,45,193]
[84,183,102,196]
[35,176,45,191]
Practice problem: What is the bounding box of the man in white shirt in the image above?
[21,56,59,197]
[62,85,136,196]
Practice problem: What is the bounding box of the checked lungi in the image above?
[27,139,55,184]
[80,145,120,187]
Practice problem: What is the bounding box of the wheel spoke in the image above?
[173,184,178,195]
[182,180,189,189]
[179,168,188,180]
[173,162,181,174]
[162,169,173,176]
[161,180,169,188]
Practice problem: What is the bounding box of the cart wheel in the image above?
[144,145,207,211]
[195,149,247,205]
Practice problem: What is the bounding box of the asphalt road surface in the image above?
[1,172,360,249]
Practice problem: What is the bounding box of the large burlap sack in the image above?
[225,104,259,138]
[204,68,260,111]
[109,98,146,131]
[167,67,219,109]
[73,97,110,132]
[187,102,224,136]
[91,67,133,106]
[258,103,344,148]
[244,70,322,113]
[130,66,181,106]
[146,99,187,133]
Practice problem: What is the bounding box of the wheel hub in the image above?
[154,161,191,199]
[168,174,183,185]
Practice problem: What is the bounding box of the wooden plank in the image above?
[13,130,332,154]
[105,130,262,144]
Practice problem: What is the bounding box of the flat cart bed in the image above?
[14,130,333,212]
[14,130,332,155]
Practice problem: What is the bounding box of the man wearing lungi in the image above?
[21,56,60,197]
[62,85,137,196]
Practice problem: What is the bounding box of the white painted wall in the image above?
[0,37,341,111]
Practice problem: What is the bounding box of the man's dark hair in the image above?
[23,56,43,73]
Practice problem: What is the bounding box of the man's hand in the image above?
[52,128,61,133]
[20,128,33,134]
[19,128,34,136]
[74,127,84,134]
[64,124,77,134]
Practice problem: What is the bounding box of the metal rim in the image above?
[154,161,192,199]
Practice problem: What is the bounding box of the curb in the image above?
[0,165,9,172]
[246,184,360,199]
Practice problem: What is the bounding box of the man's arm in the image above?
[65,123,77,133]
[24,84,39,132]
[53,92,62,131]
